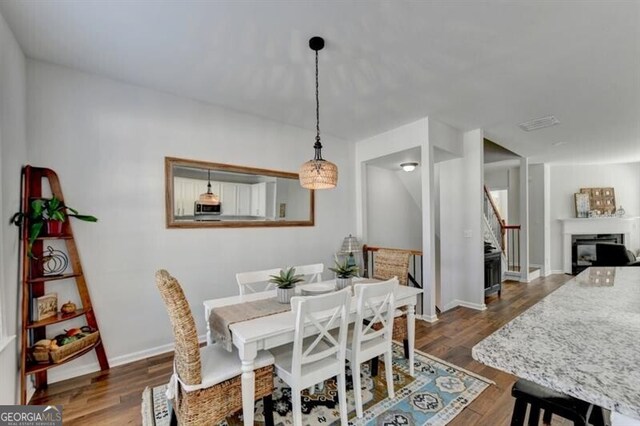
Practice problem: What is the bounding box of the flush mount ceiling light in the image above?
[400,162,419,172]
[299,36,338,190]
[518,115,560,132]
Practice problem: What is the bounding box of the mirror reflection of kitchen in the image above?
[172,165,310,222]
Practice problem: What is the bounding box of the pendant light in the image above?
[299,36,338,189]
[198,169,220,205]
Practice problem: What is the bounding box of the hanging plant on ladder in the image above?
[11,195,98,257]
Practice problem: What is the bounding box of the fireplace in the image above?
[560,217,637,275]
[571,234,623,275]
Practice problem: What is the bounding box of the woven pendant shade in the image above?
[299,36,338,190]
[299,159,338,189]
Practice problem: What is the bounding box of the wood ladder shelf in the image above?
[19,165,109,404]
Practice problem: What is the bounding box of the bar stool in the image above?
[511,379,605,426]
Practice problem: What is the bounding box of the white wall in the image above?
[549,162,640,272]
[484,166,520,225]
[484,168,508,190]
[355,118,487,318]
[529,164,545,269]
[355,118,438,321]
[365,165,422,251]
[507,168,520,226]
[438,129,485,311]
[274,178,309,221]
[26,60,356,382]
[0,10,27,404]
[396,168,422,209]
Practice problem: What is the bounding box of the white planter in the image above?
[276,287,295,304]
[335,277,352,291]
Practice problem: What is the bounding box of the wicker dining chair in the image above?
[155,270,275,425]
[371,249,411,359]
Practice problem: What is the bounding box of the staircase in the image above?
[483,186,528,279]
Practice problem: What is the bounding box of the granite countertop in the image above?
[472,267,640,419]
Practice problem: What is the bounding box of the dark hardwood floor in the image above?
[31,274,572,425]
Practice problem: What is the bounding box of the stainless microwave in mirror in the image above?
[165,157,315,228]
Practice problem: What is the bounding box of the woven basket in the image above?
[30,349,50,364]
[50,331,100,364]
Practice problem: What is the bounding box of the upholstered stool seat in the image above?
[511,379,605,426]
[178,344,274,392]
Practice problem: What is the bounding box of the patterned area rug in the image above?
[142,343,492,426]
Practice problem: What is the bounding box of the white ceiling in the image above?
[366,147,421,171]
[1,0,639,164]
[484,139,520,164]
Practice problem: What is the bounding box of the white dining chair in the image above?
[343,278,398,418]
[235,267,282,295]
[292,263,324,283]
[269,289,351,426]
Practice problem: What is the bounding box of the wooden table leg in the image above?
[239,344,257,426]
[407,304,416,376]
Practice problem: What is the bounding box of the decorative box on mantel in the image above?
[560,217,639,274]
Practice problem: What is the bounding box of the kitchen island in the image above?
[472,267,640,423]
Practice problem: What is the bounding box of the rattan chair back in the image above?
[372,249,411,286]
[155,269,202,386]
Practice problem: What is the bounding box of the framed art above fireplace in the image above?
[580,187,616,215]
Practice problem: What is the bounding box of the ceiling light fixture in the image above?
[400,162,419,172]
[299,36,338,190]
[198,169,220,205]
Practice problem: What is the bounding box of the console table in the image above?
[484,249,502,296]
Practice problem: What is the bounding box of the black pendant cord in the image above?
[207,169,212,194]
[313,48,324,162]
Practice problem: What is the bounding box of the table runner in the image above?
[209,297,291,351]
[209,278,381,351]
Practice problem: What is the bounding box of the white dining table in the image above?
[203,278,422,426]
[472,267,640,425]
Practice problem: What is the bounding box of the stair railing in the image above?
[483,186,521,272]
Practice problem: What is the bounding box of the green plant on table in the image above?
[10,195,98,256]
[329,257,359,279]
[269,267,305,289]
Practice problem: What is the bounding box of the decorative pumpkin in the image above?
[61,301,76,314]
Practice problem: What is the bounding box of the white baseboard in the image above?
[550,270,565,275]
[418,314,438,323]
[504,271,521,279]
[530,264,544,276]
[47,334,207,385]
[455,300,487,311]
[504,272,534,283]
[442,299,486,312]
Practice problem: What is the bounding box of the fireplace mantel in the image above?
[560,217,639,274]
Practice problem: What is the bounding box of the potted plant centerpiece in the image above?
[330,258,359,291]
[269,267,304,304]
[11,196,98,256]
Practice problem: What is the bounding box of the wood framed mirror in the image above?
[165,157,314,228]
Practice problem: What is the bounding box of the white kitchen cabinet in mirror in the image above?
[165,157,314,228]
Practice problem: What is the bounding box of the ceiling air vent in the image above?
[518,115,560,132]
